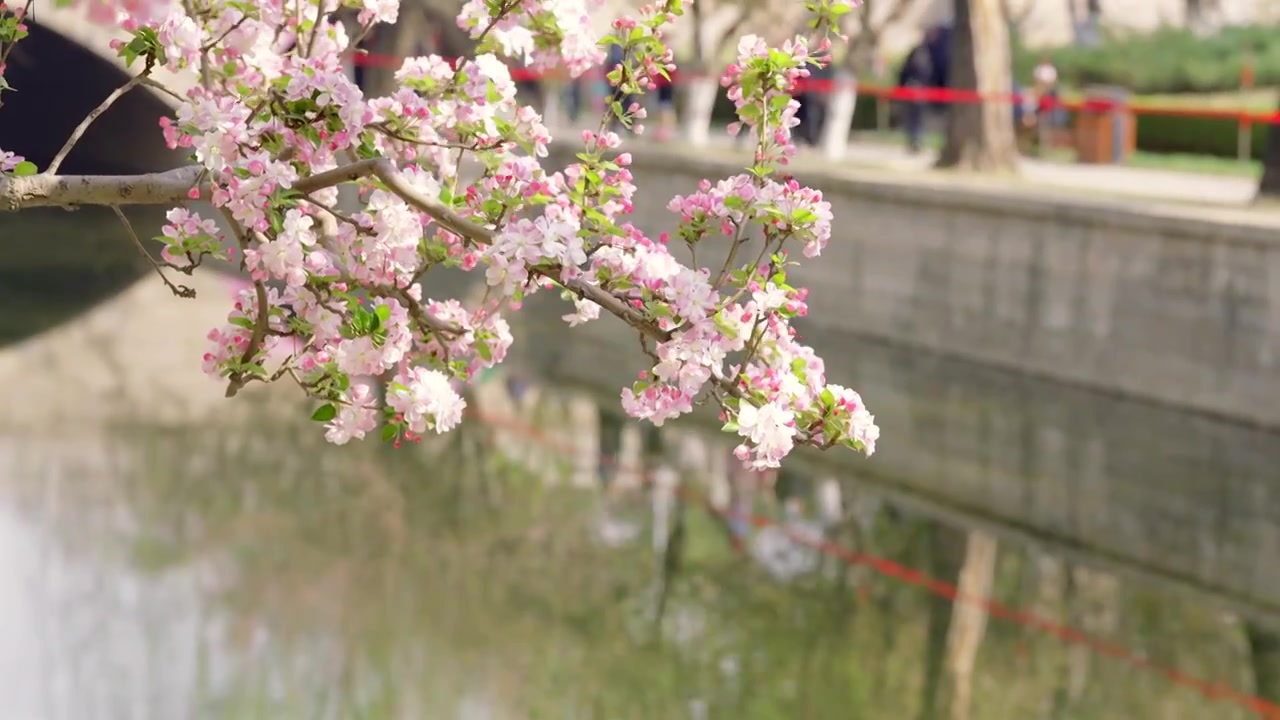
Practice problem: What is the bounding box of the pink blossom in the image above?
[25,0,873,468]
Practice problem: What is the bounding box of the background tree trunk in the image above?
[1186,0,1204,23]
[936,0,1018,172]
[918,523,962,720]
[1257,106,1280,199]
[1246,622,1280,705]
[938,530,999,720]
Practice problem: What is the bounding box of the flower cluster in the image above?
[0,0,876,468]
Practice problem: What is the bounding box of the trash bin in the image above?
[1074,85,1136,164]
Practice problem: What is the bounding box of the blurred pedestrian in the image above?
[654,70,676,140]
[924,25,951,110]
[514,68,543,115]
[793,60,833,147]
[1033,55,1064,133]
[564,78,583,124]
[897,39,934,153]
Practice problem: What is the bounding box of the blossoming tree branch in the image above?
[0,0,878,469]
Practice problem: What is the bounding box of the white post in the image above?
[706,444,732,511]
[684,74,720,148]
[568,395,600,489]
[616,425,644,490]
[650,466,679,554]
[816,477,843,529]
[541,84,564,130]
[820,70,857,161]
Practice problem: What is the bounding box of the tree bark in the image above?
[1186,0,1204,23]
[1257,102,1280,199]
[936,0,1019,172]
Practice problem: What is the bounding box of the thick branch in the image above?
[0,166,204,210]
[1,157,665,337]
[3,154,680,346]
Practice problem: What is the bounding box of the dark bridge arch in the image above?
[0,21,182,347]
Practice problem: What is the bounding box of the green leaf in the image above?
[12,161,37,177]
[310,403,338,422]
[381,424,399,442]
[721,421,740,433]
[375,304,391,324]
[820,387,836,409]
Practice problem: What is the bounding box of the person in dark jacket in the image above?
[924,25,951,114]
[897,41,934,153]
[655,71,676,140]
[792,61,833,147]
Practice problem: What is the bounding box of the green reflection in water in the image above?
[77,405,1260,720]
[0,206,158,346]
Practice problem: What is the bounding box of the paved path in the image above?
[569,123,1263,209]
[837,140,1260,206]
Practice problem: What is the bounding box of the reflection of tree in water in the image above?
[60,403,1268,720]
[0,207,157,346]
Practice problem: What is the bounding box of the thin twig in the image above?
[48,65,153,175]
[224,278,271,398]
[111,205,196,299]
[140,76,187,104]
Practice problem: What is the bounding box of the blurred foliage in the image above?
[1133,112,1271,161]
[35,403,1253,720]
[1011,25,1280,96]
[701,26,1280,161]
[1008,25,1280,161]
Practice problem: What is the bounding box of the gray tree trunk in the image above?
[936,0,1019,172]
[1247,622,1280,706]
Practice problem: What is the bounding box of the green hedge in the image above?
[695,65,1274,162]
[1013,25,1280,95]
[1136,113,1270,160]
[1008,25,1280,160]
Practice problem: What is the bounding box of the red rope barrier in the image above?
[349,51,1280,125]
[461,404,1280,718]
